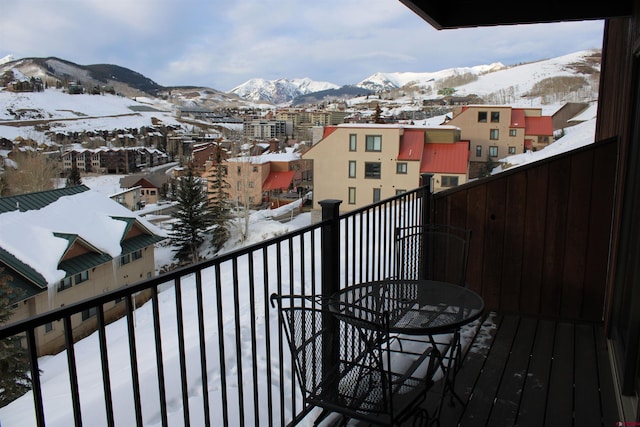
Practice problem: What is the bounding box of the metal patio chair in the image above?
[271,293,439,426]
[393,224,471,286]
[392,224,473,405]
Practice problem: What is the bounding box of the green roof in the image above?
[0,185,89,213]
[0,246,47,289]
[0,268,43,306]
[121,234,166,254]
[58,251,113,276]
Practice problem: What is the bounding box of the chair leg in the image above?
[314,408,339,426]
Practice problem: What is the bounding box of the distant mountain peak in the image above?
[229,77,339,104]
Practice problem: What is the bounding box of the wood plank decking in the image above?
[421,313,620,427]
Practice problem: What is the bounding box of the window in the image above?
[509,129,517,137]
[252,166,258,172]
[396,162,407,174]
[490,129,499,140]
[58,277,72,292]
[120,253,131,266]
[237,167,241,175]
[478,111,487,122]
[45,322,53,333]
[364,162,381,179]
[348,161,356,178]
[395,189,406,195]
[476,145,482,157]
[365,135,382,152]
[82,307,97,321]
[441,176,459,187]
[150,190,156,196]
[348,187,356,204]
[491,112,500,123]
[373,188,381,203]
[349,134,357,151]
[489,146,498,157]
[132,249,143,261]
[508,146,516,154]
[74,270,89,284]
[248,182,254,188]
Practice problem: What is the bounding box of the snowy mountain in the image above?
[357,62,506,92]
[0,57,163,97]
[228,49,600,105]
[229,77,339,104]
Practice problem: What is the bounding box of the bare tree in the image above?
[2,151,59,195]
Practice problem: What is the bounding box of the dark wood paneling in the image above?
[482,179,507,311]
[561,149,594,319]
[584,141,619,319]
[540,155,571,317]
[501,173,527,312]
[432,138,618,321]
[460,184,485,296]
[520,165,549,315]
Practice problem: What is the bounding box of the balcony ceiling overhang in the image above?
[399,0,633,29]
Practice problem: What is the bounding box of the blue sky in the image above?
[0,0,604,92]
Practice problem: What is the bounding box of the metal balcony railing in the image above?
[0,181,430,427]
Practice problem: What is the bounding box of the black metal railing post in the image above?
[420,173,433,227]
[319,199,342,392]
[419,174,434,280]
[319,199,342,297]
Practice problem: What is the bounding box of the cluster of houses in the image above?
[62,146,169,174]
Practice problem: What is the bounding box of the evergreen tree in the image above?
[207,145,232,252]
[372,104,385,124]
[65,166,82,187]
[169,168,213,264]
[0,269,32,408]
[480,154,496,178]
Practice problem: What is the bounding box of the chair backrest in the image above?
[270,294,393,422]
[394,224,471,286]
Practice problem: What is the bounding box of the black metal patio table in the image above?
[329,279,485,419]
[329,279,484,336]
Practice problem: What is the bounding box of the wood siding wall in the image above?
[431,138,618,321]
[597,15,639,330]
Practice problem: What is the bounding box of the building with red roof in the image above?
[303,124,468,211]
[208,152,309,209]
[445,105,554,178]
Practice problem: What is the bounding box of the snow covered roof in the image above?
[226,151,301,164]
[0,185,167,289]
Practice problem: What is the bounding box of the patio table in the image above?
[329,279,485,416]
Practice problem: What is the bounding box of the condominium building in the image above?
[444,105,553,178]
[303,124,469,211]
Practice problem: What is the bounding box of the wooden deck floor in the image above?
[420,312,620,427]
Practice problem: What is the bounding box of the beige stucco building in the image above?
[444,105,553,178]
[0,186,166,355]
[303,124,469,212]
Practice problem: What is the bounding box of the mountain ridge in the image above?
[0,49,601,108]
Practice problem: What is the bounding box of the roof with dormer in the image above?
[0,186,166,302]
